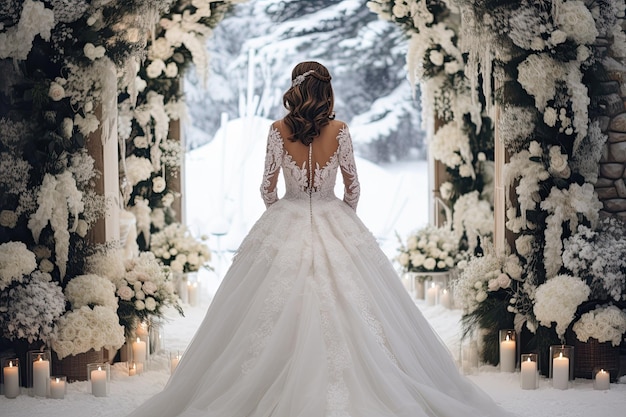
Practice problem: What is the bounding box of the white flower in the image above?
[74,113,99,136]
[48,82,65,101]
[61,117,74,139]
[556,1,599,45]
[162,193,175,207]
[165,62,178,78]
[397,252,410,266]
[149,37,174,61]
[533,274,590,340]
[144,297,157,311]
[117,286,134,301]
[39,258,54,273]
[423,258,437,270]
[576,45,590,62]
[170,260,184,273]
[133,136,149,149]
[0,242,37,290]
[83,43,105,61]
[550,30,567,45]
[515,235,534,258]
[146,59,166,78]
[75,219,89,237]
[543,107,557,127]
[476,291,488,303]
[0,210,18,228]
[573,305,626,347]
[135,300,146,310]
[125,155,154,186]
[64,274,118,310]
[548,146,570,178]
[135,77,147,93]
[152,176,166,193]
[429,50,444,66]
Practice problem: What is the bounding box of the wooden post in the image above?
[430,116,451,226]
[86,105,120,244]
[167,116,184,224]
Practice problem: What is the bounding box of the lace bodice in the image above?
[260,124,360,210]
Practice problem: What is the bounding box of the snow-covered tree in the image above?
[185,0,425,162]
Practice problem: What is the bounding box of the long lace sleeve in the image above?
[338,126,360,211]
[260,126,283,208]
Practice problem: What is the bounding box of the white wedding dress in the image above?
[128,123,510,417]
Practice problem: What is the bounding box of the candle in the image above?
[132,337,147,364]
[499,335,516,373]
[90,366,107,397]
[49,377,65,399]
[136,362,144,375]
[179,279,189,304]
[520,357,537,390]
[552,352,569,390]
[129,363,137,376]
[32,355,50,397]
[170,354,181,374]
[3,361,19,398]
[188,282,198,306]
[594,369,610,390]
[440,289,451,309]
[426,283,437,306]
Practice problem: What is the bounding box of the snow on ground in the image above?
[2,117,624,416]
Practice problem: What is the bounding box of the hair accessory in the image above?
[291,70,316,87]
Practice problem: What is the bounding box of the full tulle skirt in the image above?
[127,197,509,417]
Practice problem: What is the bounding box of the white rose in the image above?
[515,235,534,258]
[475,291,488,303]
[488,278,500,292]
[444,61,462,74]
[556,1,598,45]
[135,300,145,310]
[39,258,54,273]
[75,219,89,238]
[459,164,474,178]
[48,82,65,101]
[505,257,523,280]
[162,193,175,207]
[61,117,74,139]
[175,254,187,265]
[84,101,93,113]
[142,281,157,295]
[149,37,174,61]
[84,43,105,61]
[445,256,454,267]
[429,50,444,67]
[423,258,437,271]
[577,45,590,62]
[117,286,134,301]
[170,260,184,273]
[135,77,147,93]
[407,236,418,250]
[133,136,149,149]
[436,260,447,269]
[164,62,178,78]
[410,252,425,267]
[497,273,511,289]
[398,252,410,267]
[528,141,542,157]
[135,290,145,300]
[0,210,18,228]
[152,176,166,193]
[550,30,567,45]
[146,59,166,78]
[144,297,157,311]
[530,37,545,51]
[477,152,486,161]
[549,146,569,176]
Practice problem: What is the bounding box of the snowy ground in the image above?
[1,274,625,417]
[2,117,625,415]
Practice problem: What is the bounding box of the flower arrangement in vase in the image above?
[150,223,211,274]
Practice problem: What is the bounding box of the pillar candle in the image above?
[440,289,451,309]
[552,352,569,390]
[520,357,537,390]
[32,356,50,397]
[49,377,65,399]
[90,366,107,397]
[132,337,147,364]
[426,283,437,306]
[170,354,181,374]
[3,361,19,398]
[188,282,198,307]
[499,335,516,372]
[594,369,610,390]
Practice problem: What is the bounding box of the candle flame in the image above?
[37,356,42,362]
[559,352,563,358]
[600,369,605,373]
[505,334,510,341]
[137,337,140,343]
[56,377,60,383]
[133,363,136,370]
[526,357,531,362]
[9,361,13,367]
[98,366,102,371]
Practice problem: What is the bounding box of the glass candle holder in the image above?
[593,367,610,391]
[87,363,110,397]
[520,353,538,390]
[119,336,134,363]
[2,358,21,398]
[425,281,438,306]
[49,376,66,399]
[170,351,182,374]
[499,330,516,372]
[27,350,51,397]
[136,322,151,361]
[549,345,574,390]
[149,319,164,354]
[132,336,147,366]
[128,362,138,376]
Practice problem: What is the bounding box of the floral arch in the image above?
[0,0,625,379]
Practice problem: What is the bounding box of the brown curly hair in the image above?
[282,61,335,146]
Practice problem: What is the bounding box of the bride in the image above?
[127,61,512,417]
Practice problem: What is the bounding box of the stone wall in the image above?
[595,19,626,222]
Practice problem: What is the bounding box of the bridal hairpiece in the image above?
[291,70,316,87]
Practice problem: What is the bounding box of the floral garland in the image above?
[0,0,172,355]
[118,0,241,251]
[368,0,495,257]
[453,0,626,364]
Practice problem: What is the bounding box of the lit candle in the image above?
[426,283,438,306]
[594,369,610,390]
[170,354,181,374]
[49,377,65,399]
[132,337,147,364]
[552,352,569,390]
[90,366,107,397]
[520,357,537,390]
[129,362,137,376]
[499,335,516,373]
[440,289,451,309]
[32,355,50,397]
[3,361,20,398]
[188,282,198,306]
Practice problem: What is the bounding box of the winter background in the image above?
[1,0,625,416]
